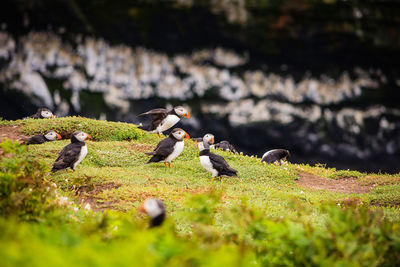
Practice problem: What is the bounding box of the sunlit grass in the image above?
[1,117,400,266]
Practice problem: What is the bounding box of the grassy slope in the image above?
[1,117,400,265]
[2,117,399,223]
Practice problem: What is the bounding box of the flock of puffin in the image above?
[24,106,291,227]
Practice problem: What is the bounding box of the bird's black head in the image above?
[44,130,62,141]
[173,106,190,118]
[138,198,166,228]
[203,134,215,145]
[170,128,190,141]
[37,108,55,119]
[71,131,92,143]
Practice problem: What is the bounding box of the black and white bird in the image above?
[27,130,61,145]
[138,198,166,228]
[196,141,238,179]
[214,140,237,153]
[261,149,291,165]
[27,108,55,119]
[192,133,214,145]
[138,106,190,137]
[145,128,190,168]
[51,131,92,172]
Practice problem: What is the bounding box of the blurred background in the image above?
[0,0,399,173]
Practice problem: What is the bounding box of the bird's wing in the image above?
[54,143,81,165]
[209,153,232,172]
[27,135,46,145]
[152,137,175,157]
[138,108,168,119]
[138,109,169,130]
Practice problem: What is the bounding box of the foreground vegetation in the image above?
[1,117,400,266]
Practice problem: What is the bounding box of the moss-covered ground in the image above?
[1,117,399,266]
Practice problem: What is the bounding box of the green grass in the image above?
[5,116,148,141]
[1,117,400,266]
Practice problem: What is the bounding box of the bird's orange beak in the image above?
[86,134,92,140]
[52,114,55,119]
[185,132,190,139]
[138,203,146,214]
[184,112,191,118]
[57,133,62,140]
[211,138,215,144]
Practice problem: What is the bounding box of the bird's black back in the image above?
[138,108,169,131]
[51,141,85,172]
[215,141,237,153]
[28,108,50,119]
[27,134,47,145]
[149,213,166,228]
[200,149,238,177]
[261,149,290,163]
[146,135,178,163]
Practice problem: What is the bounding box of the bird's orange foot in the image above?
[164,162,168,167]
[157,133,162,138]
[168,162,173,168]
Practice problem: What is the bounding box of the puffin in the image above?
[27,130,62,145]
[51,131,92,172]
[261,149,291,165]
[214,140,237,153]
[192,133,215,145]
[196,141,238,179]
[138,198,166,228]
[27,108,55,119]
[138,106,190,137]
[145,128,190,168]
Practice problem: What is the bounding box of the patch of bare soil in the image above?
[0,126,26,143]
[76,182,122,211]
[0,126,28,157]
[296,172,373,194]
[130,143,153,153]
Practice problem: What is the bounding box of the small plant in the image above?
[327,169,364,179]
[0,140,55,221]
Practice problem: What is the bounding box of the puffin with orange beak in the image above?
[27,108,55,119]
[196,141,238,179]
[51,131,92,172]
[138,106,190,137]
[27,130,62,145]
[192,133,215,146]
[138,198,166,228]
[145,128,190,168]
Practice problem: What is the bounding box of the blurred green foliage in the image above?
[0,140,55,221]
[1,118,400,265]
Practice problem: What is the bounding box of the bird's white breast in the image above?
[73,144,88,169]
[157,115,180,133]
[200,155,218,177]
[165,141,184,162]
